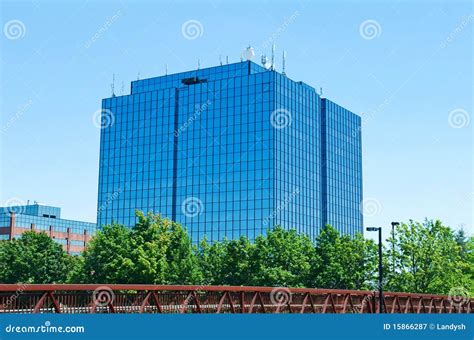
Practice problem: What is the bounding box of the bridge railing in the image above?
[0,284,471,314]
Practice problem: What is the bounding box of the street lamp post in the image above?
[390,222,400,272]
[367,227,383,313]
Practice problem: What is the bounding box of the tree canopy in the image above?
[0,214,471,296]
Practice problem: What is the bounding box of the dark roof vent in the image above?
[182,77,207,85]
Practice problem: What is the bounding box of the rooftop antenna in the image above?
[282,51,287,76]
[261,54,269,69]
[219,55,222,66]
[198,58,201,69]
[243,45,255,61]
[111,73,116,97]
[271,44,275,71]
[137,72,140,81]
[240,51,243,62]
[165,64,168,75]
[320,87,323,96]
[226,56,229,64]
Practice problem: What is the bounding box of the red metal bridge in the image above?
[0,284,471,314]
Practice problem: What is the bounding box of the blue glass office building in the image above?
[97,61,362,242]
[0,203,97,254]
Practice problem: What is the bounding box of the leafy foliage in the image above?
[0,231,71,284]
[385,219,470,295]
[251,227,315,287]
[0,214,471,297]
[311,225,378,290]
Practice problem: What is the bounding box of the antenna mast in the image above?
[111,73,116,97]
[282,51,286,76]
[271,44,275,71]
[165,64,168,75]
[198,58,201,69]
[219,55,222,66]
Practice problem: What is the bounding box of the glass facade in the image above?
[321,99,363,235]
[97,61,363,243]
[0,204,97,246]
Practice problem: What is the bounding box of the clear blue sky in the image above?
[1,0,472,237]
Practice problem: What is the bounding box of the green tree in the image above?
[163,220,202,284]
[221,236,255,286]
[128,212,171,283]
[79,223,134,283]
[311,225,377,290]
[80,212,202,284]
[0,231,71,284]
[385,219,470,294]
[197,237,227,285]
[464,236,474,295]
[251,227,316,287]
